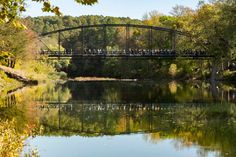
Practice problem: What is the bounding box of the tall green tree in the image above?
[188,0,236,81]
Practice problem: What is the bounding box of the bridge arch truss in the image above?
[39,23,212,59]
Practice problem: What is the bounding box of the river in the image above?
[0,81,236,157]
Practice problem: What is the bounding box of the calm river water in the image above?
[1,81,236,157]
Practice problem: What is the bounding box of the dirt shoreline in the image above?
[69,77,138,82]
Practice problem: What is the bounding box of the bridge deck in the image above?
[40,50,214,59]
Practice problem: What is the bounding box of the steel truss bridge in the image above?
[39,23,214,59]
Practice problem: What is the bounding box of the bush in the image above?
[169,64,177,77]
[0,120,26,157]
[16,60,60,82]
[58,71,67,79]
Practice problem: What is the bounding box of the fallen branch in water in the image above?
[0,65,38,85]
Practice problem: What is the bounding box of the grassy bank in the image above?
[0,60,64,94]
[14,60,62,83]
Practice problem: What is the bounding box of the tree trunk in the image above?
[210,61,218,99]
[211,63,218,82]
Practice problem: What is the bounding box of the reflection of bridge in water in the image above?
[37,102,227,135]
[0,95,16,108]
[34,101,236,137]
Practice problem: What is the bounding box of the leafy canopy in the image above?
[0,0,98,23]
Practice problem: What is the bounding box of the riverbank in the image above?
[0,60,62,95]
[1,65,236,98]
[70,77,138,82]
[0,64,39,95]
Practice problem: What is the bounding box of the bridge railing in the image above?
[39,49,211,58]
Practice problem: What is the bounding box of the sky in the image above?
[24,0,199,19]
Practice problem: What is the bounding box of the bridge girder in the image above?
[40,23,187,37]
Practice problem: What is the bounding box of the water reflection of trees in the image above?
[0,83,72,157]
[36,102,236,157]
[62,81,236,103]
[1,81,236,157]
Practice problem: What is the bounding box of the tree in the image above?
[219,0,236,60]
[185,0,236,59]
[170,5,194,17]
[187,0,236,81]
[0,0,98,24]
[0,22,38,61]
